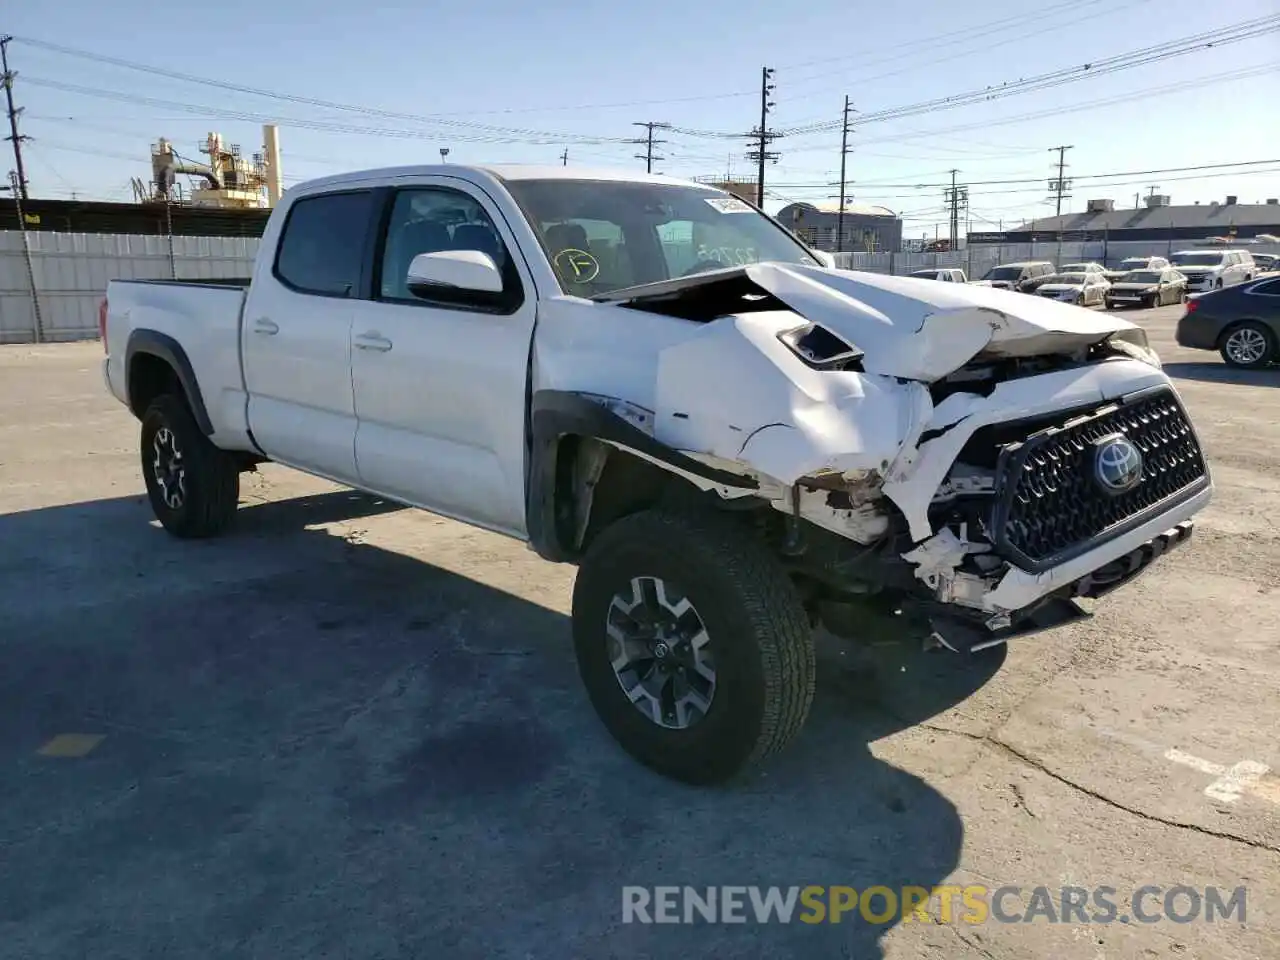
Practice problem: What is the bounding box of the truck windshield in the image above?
[502,178,820,295]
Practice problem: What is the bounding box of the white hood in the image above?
[737,263,1136,382]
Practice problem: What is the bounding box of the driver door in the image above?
[349,181,537,536]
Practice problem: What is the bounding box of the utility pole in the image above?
[630,121,670,174]
[943,169,968,251]
[1145,184,1161,204]
[835,96,854,254]
[1,36,30,200]
[1049,145,1073,217]
[560,148,568,167]
[744,67,779,207]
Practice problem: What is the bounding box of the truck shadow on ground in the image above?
[0,490,1003,960]
[1164,360,1280,387]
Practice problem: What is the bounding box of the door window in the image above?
[273,191,375,297]
[377,187,517,306]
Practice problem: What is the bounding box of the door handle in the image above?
[354,333,393,352]
[252,317,279,335]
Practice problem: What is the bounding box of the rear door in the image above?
[349,179,538,536]
[242,188,377,481]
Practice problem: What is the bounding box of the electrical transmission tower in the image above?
[744,67,779,207]
[1,36,31,200]
[834,96,855,254]
[630,122,670,173]
[943,170,968,251]
[1049,145,1074,217]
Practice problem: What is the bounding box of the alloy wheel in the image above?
[1224,328,1268,366]
[606,575,716,729]
[151,426,187,509]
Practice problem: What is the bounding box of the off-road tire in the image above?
[572,507,816,785]
[140,394,239,538]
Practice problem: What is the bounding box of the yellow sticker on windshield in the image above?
[553,248,600,284]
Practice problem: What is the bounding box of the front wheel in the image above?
[572,508,816,784]
[1219,322,1275,369]
[140,394,240,538]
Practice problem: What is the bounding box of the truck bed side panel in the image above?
[104,279,257,453]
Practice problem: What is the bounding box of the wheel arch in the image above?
[124,329,214,435]
[525,390,761,563]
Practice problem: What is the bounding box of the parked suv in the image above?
[1169,249,1255,293]
[974,261,1056,292]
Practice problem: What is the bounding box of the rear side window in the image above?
[274,191,375,297]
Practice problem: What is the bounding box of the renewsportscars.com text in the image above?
[621,885,1247,926]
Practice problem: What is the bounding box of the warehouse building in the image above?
[773,200,903,253]
[967,194,1280,265]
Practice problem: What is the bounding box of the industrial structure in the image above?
[131,124,284,209]
[773,200,903,253]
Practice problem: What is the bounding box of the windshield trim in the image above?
[499,177,823,295]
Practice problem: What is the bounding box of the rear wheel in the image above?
[140,394,240,538]
[1219,322,1275,369]
[572,508,815,785]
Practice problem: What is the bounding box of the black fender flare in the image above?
[124,329,215,436]
[525,389,758,562]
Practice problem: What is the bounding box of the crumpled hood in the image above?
[738,263,1139,382]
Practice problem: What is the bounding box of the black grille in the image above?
[990,388,1209,572]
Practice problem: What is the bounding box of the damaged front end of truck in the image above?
[527,263,1211,653]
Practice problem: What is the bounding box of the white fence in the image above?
[0,231,258,344]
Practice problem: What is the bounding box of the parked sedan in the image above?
[1034,271,1110,306]
[1175,276,1280,368]
[1104,268,1188,309]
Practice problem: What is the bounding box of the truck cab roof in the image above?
[291,163,711,196]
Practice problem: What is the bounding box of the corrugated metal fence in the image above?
[0,231,258,344]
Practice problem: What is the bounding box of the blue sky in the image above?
[4,0,1278,237]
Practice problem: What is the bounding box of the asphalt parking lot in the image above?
[1,302,1277,960]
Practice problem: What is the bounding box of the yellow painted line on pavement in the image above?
[37,734,105,758]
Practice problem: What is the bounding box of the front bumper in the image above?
[1181,274,1215,292]
[929,519,1198,653]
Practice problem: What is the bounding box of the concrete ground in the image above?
[1,305,1276,960]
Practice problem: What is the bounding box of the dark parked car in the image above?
[1105,268,1188,309]
[1176,276,1280,368]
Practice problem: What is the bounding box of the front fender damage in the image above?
[540,268,1171,635]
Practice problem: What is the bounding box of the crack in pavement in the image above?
[906,718,1280,856]
[947,923,1002,960]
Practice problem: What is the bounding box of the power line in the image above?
[750,159,1280,191]
[744,67,779,206]
[1,35,30,200]
[629,121,670,173]
[776,15,1280,136]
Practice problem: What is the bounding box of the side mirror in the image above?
[406,250,504,301]
[812,250,837,269]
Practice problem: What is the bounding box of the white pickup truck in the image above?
[101,164,1212,784]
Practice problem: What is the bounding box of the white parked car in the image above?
[98,164,1212,784]
[1117,256,1171,272]
[1169,249,1256,292]
[1060,262,1107,275]
[1035,271,1111,306]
